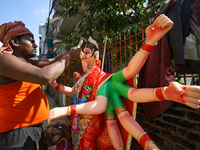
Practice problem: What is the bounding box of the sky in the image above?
[0,0,51,54]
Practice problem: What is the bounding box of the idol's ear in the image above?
[94,51,99,59]
[10,38,20,48]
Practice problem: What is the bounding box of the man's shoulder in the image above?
[0,54,18,62]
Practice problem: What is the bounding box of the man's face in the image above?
[18,34,37,58]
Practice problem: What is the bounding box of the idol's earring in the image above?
[94,55,101,67]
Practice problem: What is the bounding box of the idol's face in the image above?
[82,48,94,63]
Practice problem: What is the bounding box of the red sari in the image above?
[70,67,136,149]
[70,67,113,150]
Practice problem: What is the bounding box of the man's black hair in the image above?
[15,35,24,42]
[15,34,33,42]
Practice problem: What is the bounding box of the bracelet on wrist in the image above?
[162,87,170,100]
[64,54,72,61]
[145,39,157,46]
[70,105,76,115]
[153,87,170,101]
[55,83,61,91]
[137,132,153,148]
[69,105,79,115]
[144,141,155,150]
[139,42,155,55]
[68,106,71,116]
[139,48,152,55]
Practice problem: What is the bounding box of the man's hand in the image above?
[67,46,81,60]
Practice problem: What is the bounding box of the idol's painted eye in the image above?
[84,48,92,55]
[58,125,64,132]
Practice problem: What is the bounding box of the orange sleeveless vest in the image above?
[0,81,49,133]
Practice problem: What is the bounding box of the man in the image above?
[0,21,80,150]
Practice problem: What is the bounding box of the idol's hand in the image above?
[73,72,81,78]
[165,82,200,109]
[48,107,68,124]
[145,14,173,44]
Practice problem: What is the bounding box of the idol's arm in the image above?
[106,120,124,149]
[118,111,159,150]
[123,14,173,80]
[98,82,125,149]
[50,80,74,97]
[47,95,107,124]
[127,82,200,109]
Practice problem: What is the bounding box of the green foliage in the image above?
[60,0,167,49]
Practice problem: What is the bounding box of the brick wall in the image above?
[130,103,200,150]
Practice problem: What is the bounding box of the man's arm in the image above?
[28,46,80,68]
[0,47,80,85]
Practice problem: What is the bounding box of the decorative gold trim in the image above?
[106,114,116,120]
[144,141,155,150]
[80,114,93,119]
[153,88,161,101]
[145,39,157,46]
[68,106,71,116]
[75,105,78,114]
[162,87,170,100]
[58,84,61,91]
[96,74,113,95]
[115,105,127,116]
[139,48,151,55]
[114,146,125,150]
[137,132,147,143]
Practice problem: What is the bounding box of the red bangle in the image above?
[153,87,165,101]
[137,132,152,148]
[64,54,72,61]
[70,105,76,115]
[55,83,60,90]
[141,43,155,53]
